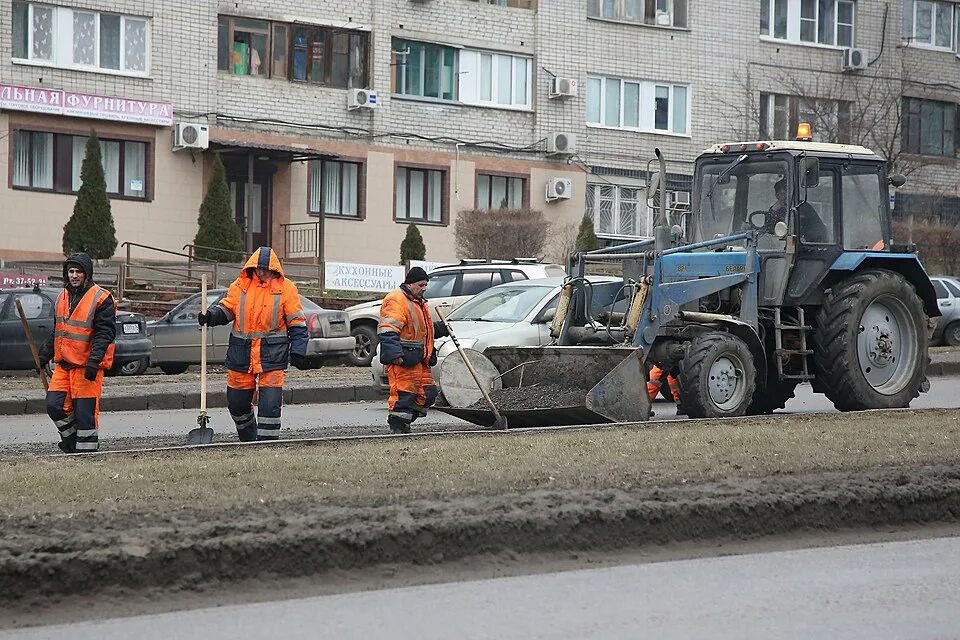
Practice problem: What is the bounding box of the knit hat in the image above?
[404,267,430,285]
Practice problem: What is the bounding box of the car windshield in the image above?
[300,296,321,310]
[448,285,554,323]
[694,156,790,250]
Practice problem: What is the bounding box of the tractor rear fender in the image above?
[827,253,940,318]
[685,319,768,391]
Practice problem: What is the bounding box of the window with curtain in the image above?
[759,0,856,47]
[396,167,445,223]
[586,76,690,134]
[476,174,525,209]
[903,0,958,50]
[587,0,688,27]
[902,97,959,157]
[309,160,361,217]
[13,130,149,198]
[457,50,532,108]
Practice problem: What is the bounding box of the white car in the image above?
[345,260,565,367]
[370,276,625,392]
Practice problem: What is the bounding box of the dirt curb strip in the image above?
[4,359,960,417]
[3,465,959,602]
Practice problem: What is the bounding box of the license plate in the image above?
[122,323,140,334]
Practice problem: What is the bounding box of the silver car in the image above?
[931,276,960,346]
[370,276,624,391]
[147,289,355,374]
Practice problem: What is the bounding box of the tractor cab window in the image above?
[800,169,836,244]
[841,166,884,251]
[695,158,789,250]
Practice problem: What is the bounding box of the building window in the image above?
[587,0,688,28]
[12,2,149,74]
[464,0,538,7]
[902,97,959,157]
[309,160,361,217]
[476,175,525,209]
[11,130,149,199]
[586,76,689,134]
[586,183,651,238]
[396,167,445,223]
[216,17,369,87]
[458,51,532,109]
[393,39,457,101]
[760,0,855,47]
[759,93,851,142]
[903,0,957,50]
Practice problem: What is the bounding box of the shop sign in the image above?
[409,260,446,274]
[0,83,173,126]
[325,262,404,293]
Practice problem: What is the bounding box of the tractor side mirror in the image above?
[774,221,789,238]
[800,157,820,188]
[889,174,907,188]
[749,212,768,229]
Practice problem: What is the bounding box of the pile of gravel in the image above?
[468,384,587,411]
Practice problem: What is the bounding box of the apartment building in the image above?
[1,0,958,265]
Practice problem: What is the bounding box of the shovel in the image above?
[15,299,49,392]
[187,274,214,445]
[435,307,507,430]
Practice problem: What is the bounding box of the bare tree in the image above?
[454,208,550,260]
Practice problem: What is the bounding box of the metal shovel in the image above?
[435,307,507,430]
[187,273,214,445]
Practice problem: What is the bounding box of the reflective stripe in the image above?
[285,312,305,324]
[222,306,235,321]
[60,426,76,437]
[271,295,281,331]
[55,331,92,342]
[406,298,421,335]
[377,327,400,336]
[389,411,413,420]
[238,291,247,335]
[258,417,281,425]
[257,428,280,438]
[74,441,98,451]
[76,428,97,438]
[379,317,403,329]
[55,415,75,427]
[232,330,287,340]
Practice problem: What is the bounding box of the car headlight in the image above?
[438,338,476,357]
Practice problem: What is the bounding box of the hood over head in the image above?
[63,252,94,288]
[241,246,285,281]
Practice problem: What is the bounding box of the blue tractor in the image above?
[437,136,939,427]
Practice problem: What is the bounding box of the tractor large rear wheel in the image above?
[678,332,757,419]
[813,270,927,411]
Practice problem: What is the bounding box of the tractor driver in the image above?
[771,177,830,243]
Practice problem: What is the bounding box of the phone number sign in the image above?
[0,272,48,289]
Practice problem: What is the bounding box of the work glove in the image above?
[290,353,307,369]
[84,365,99,381]
[38,350,51,368]
[433,321,450,339]
[197,312,210,326]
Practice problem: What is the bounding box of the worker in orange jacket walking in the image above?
[38,253,117,453]
[378,267,447,434]
[199,247,308,441]
[647,363,681,403]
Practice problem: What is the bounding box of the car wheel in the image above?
[115,358,149,377]
[943,321,960,347]
[349,324,378,367]
[159,363,190,375]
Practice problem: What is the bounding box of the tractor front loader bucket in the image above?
[436,346,651,428]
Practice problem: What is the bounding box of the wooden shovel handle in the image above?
[16,299,49,391]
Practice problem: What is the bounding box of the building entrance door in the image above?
[223,156,275,252]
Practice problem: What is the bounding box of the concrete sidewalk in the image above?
[2,350,959,416]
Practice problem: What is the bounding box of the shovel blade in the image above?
[186,427,214,445]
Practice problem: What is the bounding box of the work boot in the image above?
[57,441,74,454]
[388,417,411,434]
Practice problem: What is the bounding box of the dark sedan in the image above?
[0,286,153,376]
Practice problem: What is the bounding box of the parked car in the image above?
[931,276,960,345]
[0,286,152,376]
[370,276,624,392]
[147,289,355,374]
[346,260,566,367]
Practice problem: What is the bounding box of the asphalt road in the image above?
[6,535,959,639]
[3,376,960,451]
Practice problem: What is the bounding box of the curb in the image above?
[2,465,958,602]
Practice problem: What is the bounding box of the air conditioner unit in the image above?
[842,48,868,71]
[546,132,577,156]
[173,123,209,150]
[546,177,573,201]
[348,88,379,110]
[549,77,579,99]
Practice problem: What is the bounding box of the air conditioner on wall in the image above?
[546,177,573,201]
[842,48,868,71]
[348,88,379,110]
[173,123,209,150]
[546,132,577,156]
[549,77,579,99]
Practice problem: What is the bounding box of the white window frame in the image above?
[11,2,151,77]
[586,182,653,239]
[903,0,957,52]
[759,92,851,143]
[458,50,532,110]
[586,76,690,136]
[586,0,687,28]
[760,0,856,49]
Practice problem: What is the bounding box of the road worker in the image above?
[378,267,448,434]
[647,363,681,404]
[38,253,117,453]
[198,247,308,441]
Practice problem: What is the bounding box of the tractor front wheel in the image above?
[813,270,927,411]
[678,332,757,419]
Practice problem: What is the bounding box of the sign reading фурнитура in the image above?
[0,82,174,127]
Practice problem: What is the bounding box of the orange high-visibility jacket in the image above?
[378,287,434,366]
[54,285,116,369]
[208,247,308,374]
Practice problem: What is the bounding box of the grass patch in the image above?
[3,409,960,517]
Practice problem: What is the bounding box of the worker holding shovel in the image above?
[198,247,308,441]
